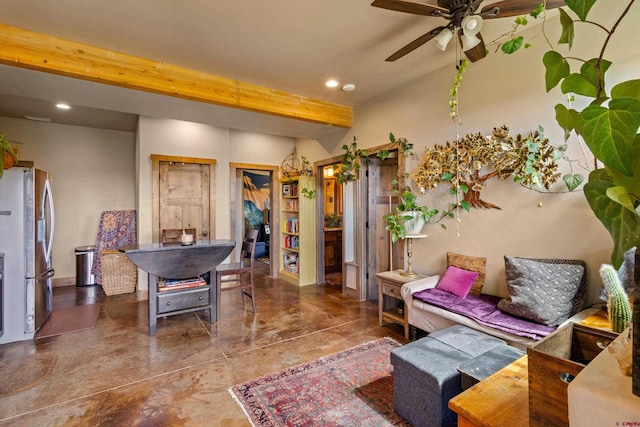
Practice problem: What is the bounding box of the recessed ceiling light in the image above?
[55,103,71,110]
[325,80,339,88]
[342,83,356,92]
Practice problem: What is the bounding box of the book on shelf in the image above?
[284,218,300,234]
[281,182,299,197]
[158,276,206,292]
[285,199,298,211]
[284,235,299,249]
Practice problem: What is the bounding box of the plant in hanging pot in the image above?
[0,134,18,179]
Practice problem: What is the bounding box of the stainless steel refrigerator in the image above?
[0,166,55,344]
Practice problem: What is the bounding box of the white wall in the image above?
[0,116,136,279]
[308,3,640,305]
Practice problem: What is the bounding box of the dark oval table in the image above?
[119,239,235,336]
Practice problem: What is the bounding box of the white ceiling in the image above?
[0,0,537,138]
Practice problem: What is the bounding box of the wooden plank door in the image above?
[366,154,399,300]
[159,161,210,240]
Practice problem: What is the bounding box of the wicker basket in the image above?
[100,250,137,295]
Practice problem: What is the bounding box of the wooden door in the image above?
[159,162,210,240]
[366,154,399,300]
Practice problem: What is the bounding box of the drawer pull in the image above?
[166,302,171,306]
[198,296,203,300]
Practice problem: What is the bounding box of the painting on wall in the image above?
[243,171,270,230]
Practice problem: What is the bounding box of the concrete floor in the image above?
[0,262,407,426]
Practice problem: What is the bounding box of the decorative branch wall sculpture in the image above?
[415,125,562,209]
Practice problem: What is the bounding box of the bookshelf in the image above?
[279,175,317,286]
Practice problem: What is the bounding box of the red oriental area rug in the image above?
[229,337,409,426]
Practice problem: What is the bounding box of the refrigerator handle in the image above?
[34,268,55,280]
[44,178,55,263]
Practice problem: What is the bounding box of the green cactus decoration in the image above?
[599,264,632,333]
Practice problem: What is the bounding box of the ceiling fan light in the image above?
[461,15,483,36]
[460,15,483,52]
[461,33,482,51]
[434,29,454,51]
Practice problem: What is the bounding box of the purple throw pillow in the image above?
[435,265,479,299]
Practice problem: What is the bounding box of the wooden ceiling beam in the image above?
[0,24,352,128]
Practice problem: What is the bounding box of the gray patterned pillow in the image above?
[497,256,587,326]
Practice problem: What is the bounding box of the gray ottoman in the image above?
[390,325,506,427]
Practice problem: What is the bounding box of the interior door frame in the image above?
[151,154,217,243]
[314,155,343,288]
[360,145,404,301]
[229,162,279,278]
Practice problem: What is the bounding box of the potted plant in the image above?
[383,180,440,242]
[381,132,463,242]
[543,0,639,395]
[502,0,638,394]
[0,134,18,178]
[324,213,342,228]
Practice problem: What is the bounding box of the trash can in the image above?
[75,246,96,286]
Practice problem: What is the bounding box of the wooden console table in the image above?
[448,309,613,427]
[449,355,529,427]
[119,240,235,336]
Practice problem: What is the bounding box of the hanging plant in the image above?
[300,156,313,176]
[336,133,416,184]
[449,59,468,123]
[377,132,414,160]
[301,187,316,199]
[334,136,368,184]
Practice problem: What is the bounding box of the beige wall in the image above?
[0,116,136,279]
[135,116,295,289]
[0,115,296,285]
[135,117,296,243]
[306,4,639,305]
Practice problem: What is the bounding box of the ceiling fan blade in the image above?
[481,0,565,18]
[386,26,447,62]
[462,32,487,63]
[470,0,484,13]
[371,0,449,16]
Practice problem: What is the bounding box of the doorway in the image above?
[322,164,343,286]
[363,153,400,300]
[230,163,278,277]
[314,156,343,289]
[315,147,400,301]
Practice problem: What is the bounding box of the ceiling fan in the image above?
[371,0,565,62]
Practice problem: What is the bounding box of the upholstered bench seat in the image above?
[390,325,506,427]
